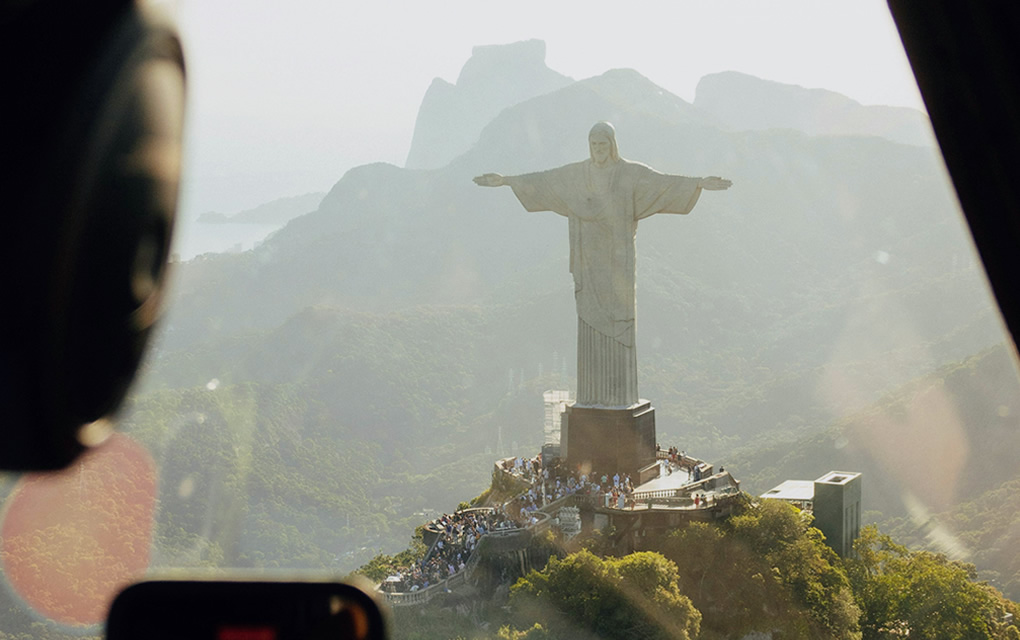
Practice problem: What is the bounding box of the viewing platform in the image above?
[378,445,741,606]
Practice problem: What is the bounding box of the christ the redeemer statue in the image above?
[474,121,731,408]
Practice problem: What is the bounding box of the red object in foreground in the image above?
[0,433,157,627]
[218,626,278,640]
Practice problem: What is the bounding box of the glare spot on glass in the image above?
[178,473,196,499]
[206,378,220,391]
[329,595,342,615]
[875,250,891,264]
[903,490,971,561]
[78,417,114,447]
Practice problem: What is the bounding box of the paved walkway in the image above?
[634,463,694,493]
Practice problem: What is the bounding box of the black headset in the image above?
[0,0,185,470]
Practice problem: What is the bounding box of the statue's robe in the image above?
[507,159,702,407]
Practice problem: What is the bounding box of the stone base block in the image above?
[561,401,656,481]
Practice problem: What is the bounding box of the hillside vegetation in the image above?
[384,498,1018,640]
[126,37,1016,598]
[4,38,1016,640]
[727,344,1020,599]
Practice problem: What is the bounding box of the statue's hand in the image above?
[473,173,506,187]
[699,176,732,191]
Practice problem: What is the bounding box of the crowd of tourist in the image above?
[499,455,644,519]
[500,455,542,484]
[396,508,515,592]
[386,445,711,594]
[658,445,687,466]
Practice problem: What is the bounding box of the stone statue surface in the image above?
[474,121,731,408]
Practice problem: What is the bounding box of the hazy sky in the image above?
[174,0,923,219]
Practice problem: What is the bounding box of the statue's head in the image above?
[588,121,619,166]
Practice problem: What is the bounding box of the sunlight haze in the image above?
[174,0,922,223]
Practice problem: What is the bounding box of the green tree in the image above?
[355,527,427,583]
[731,500,861,639]
[495,623,550,640]
[508,549,700,640]
[847,525,1019,640]
[662,499,861,640]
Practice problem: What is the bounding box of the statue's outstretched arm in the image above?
[473,173,506,187]
[698,176,732,191]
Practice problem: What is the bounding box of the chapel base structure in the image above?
[561,401,656,481]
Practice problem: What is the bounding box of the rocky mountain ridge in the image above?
[158,42,996,462]
[405,39,573,170]
[695,70,932,146]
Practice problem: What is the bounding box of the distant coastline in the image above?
[195,191,324,226]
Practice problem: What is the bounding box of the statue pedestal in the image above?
[561,401,656,481]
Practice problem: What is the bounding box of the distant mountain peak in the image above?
[404,39,572,170]
[694,71,932,146]
[457,66,717,174]
[456,39,550,85]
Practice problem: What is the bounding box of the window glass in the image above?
[3,1,1018,638]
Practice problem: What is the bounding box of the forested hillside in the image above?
[887,478,1020,603]
[727,343,1020,599]
[381,499,1020,640]
[2,39,1018,640]
[126,41,1011,572]
[156,60,999,461]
